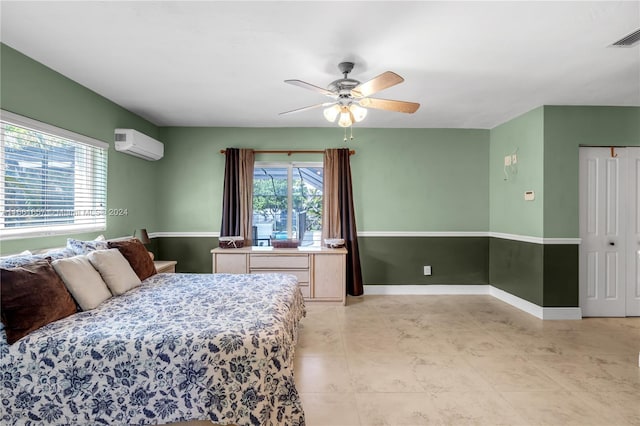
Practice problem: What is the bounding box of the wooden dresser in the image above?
[211,246,347,305]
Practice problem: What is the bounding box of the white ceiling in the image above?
[1,1,639,129]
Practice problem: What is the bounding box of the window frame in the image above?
[253,161,323,243]
[0,110,109,240]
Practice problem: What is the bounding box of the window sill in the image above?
[0,224,106,241]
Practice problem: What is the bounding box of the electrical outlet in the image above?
[504,155,511,166]
[423,265,432,276]
[512,154,518,164]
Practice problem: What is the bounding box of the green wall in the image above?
[543,106,640,238]
[489,239,578,307]
[488,107,546,305]
[490,105,640,239]
[156,237,217,274]
[361,237,489,285]
[489,105,639,307]
[542,244,578,307]
[155,127,490,282]
[489,107,544,237]
[155,236,491,278]
[0,43,161,254]
[538,106,638,307]
[489,238,544,305]
[156,127,490,233]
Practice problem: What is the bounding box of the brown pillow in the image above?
[1,258,77,344]
[108,238,156,281]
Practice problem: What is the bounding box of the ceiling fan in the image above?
[280,62,420,127]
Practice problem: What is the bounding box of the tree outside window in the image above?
[252,163,322,246]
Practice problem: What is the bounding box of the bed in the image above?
[0,272,306,426]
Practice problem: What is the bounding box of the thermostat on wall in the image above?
[524,191,535,201]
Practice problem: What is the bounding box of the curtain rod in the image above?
[220,149,355,156]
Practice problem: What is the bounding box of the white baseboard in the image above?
[489,286,582,320]
[488,286,544,318]
[363,284,582,320]
[540,307,583,320]
[364,284,490,295]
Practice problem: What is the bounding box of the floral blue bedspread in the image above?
[0,273,306,426]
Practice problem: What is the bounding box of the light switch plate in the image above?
[504,155,511,166]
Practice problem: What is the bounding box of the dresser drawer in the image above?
[249,269,309,283]
[250,254,309,269]
[214,253,247,273]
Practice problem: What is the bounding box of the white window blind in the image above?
[0,111,108,240]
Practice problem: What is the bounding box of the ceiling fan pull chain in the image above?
[343,127,348,142]
[350,126,354,141]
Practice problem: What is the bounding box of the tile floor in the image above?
[294,295,640,426]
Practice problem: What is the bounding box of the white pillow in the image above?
[52,255,112,310]
[87,249,141,296]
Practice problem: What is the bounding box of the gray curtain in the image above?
[220,148,254,244]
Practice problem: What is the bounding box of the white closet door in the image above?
[626,147,640,316]
[579,147,627,317]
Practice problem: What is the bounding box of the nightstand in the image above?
[154,260,177,273]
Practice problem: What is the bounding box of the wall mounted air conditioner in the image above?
[114,129,164,161]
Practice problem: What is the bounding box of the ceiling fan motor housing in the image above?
[329,61,360,96]
[328,78,360,96]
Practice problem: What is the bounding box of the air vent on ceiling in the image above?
[611,28,640,47]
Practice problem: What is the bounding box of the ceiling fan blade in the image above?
[359,98,420,114]
[284,79,336,97]
[351,71,404,98]
[279,102,336,116]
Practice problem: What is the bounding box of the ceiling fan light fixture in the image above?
[338,109,353,128]
[349,104,367,122]
[323,104,341,122]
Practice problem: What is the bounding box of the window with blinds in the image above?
[1,111,108,240]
